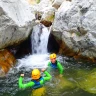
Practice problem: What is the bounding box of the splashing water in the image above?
[16,24,51,70]
[17,54,49,70]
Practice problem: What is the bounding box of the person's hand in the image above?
[41,68,46,72]
[20,74,24,77]
[59,74,63,77]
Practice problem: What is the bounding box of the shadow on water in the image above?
[0,55,96,96]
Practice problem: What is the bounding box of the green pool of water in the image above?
[0,57,96,96]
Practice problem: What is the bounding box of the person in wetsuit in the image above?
[19,68,52,89]
[48,53,64,77]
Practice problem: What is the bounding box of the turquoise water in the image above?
[0,56,96,96]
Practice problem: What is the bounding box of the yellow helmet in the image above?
[31,69,41,80]
[50,53,57,59]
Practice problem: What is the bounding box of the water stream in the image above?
[0,24,96,96]
[31,24,50,54]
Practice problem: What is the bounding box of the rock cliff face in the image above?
[0,0,35,49]
[53,0,96,60]
[26,0,96,60]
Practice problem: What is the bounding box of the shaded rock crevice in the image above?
[47,33,60,53]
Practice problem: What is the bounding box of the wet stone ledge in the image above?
[0,49,16,77]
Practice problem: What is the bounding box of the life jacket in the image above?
[31,77,44,89]
[50,61,58,69]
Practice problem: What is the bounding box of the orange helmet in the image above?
[31,69,41,80]
[50,53,57,59]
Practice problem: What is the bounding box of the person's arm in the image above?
[43,71,52,81]
[57,61,64,74]
[48,62,51,66]
[19,76,35,89]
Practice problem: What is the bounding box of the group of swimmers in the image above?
[19,53,64,89]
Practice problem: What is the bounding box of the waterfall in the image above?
[31,24,50,54]
[17,24,51,70]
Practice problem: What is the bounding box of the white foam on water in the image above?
[16,54,50,70]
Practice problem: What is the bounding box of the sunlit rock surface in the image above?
[27,0,40,4]
[27,0,55,26]
[0,49,15,77]
[41,7,55,22]
[53,0,96,59]
[52,0,65,9]
[0,0,35,48]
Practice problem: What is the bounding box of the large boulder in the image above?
[40,6,56,27]
[53,0,96,59]
[0,0,35,49]
[41,7,56,22]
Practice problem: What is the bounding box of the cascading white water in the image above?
[17,54,49,70]
[31,24,50,54]
[17,24,51,70]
